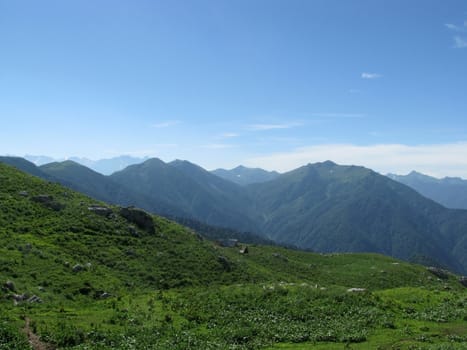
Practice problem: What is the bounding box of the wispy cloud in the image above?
[453,36,467,48]
[201,143,237,149]
[247,122,302,131]
[245,142,467,178]
[445,23,465,31]
[151,120,181,128]
[361,72,382,79]
[310,113,366,118]
[218,132,239,139]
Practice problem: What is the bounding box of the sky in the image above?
[1,0,467,177]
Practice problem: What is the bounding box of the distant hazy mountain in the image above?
[2,156,466,273]
[69,155,149,175]
[387,171,467,210]
[24,154,148,175]
[24,154,59,166]
[212,165,280,185]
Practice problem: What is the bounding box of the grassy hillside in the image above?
[2,157,467,274]
[248,161,467,274]
[1,163,466,349]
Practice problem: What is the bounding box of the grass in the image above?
[1,162,466,349]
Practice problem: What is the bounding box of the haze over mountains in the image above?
[1,155,467,274]
[388,171,467,210]
[24,155,149,175]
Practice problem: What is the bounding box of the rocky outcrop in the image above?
[88,205,113,217]
[120,207,155,234]
[426,267,449,280]
[460,276,467,287]
[31,194,64,211]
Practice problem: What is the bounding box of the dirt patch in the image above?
[23,317,55,350]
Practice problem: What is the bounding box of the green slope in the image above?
[248,161,467,274]
[110,158,258,232]
[3,157,467,274]
[1,162,466,349]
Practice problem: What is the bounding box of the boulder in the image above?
[426,267,449,280]
[31,194,64,211]
[459,276,467,287]
[72,264,84,273]
[218,239,238,248]
[27,295,42,303]
[217,255,232,271]
[3,280,15,292]
[239,246,249,254]
[120,207,155,234]
[88,205,113,217]
[347,288,366,293]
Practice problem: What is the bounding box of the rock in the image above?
[459,276,467,287]
[272,253,288,262]
[88,205,113,217]
[84,262,92,269]
[72,264,84,273]
[427,267,449,280]
[27,295,42,303]
[3,280,15,292]
[217,256,232,271]
[31,194,64,211]
[19,191,29,196]
[347,288,366,293]
[12,294,27,302]
[120,207,155,234]
[100,292,111,299]
[128,226,140,237]
[31,194,53,203]
[239,246,249,254]
[217,239,238,248]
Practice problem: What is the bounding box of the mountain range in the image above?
[2,161,465,349]
[388,171,467,210]
[1,156,466,274]
[24,154,149,175]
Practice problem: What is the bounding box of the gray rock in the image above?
[427,267,449,280]
[218,239,238,248]
[12,294,27,302]
[120,207,155,234]
[217,256,232,271]
[100,292,111,299]
[459,276,467,287]
[27,295,42,303]
[272,253,288,262]
[347,288,366,293]
[72,264,84,273]
[19,191,29,197]
[88,205,113,217]
[239,246,249,254]
[3,280,15,292]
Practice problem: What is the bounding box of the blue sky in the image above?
[1,0,467,176]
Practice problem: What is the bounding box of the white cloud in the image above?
[453,36,467,48]
[151,120,181,128]
[310,113,365,118]
[218,132,239,138]
[445,23,465,31]
[201,143,237,149]
[361,72,382,79]
[244,142,467,178]
[247,122,302,131]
